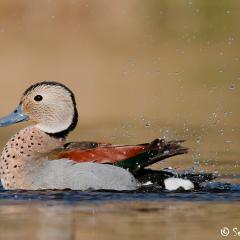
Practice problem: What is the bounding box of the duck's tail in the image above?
[114,139,188,174]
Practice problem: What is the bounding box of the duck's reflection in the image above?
[0,202,239,240]
[0,204,75,240]
[37,206,74,240]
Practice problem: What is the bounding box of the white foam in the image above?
[164,177,194,191]
[142,181,153,186]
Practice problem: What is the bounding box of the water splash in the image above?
[229,83,236,91]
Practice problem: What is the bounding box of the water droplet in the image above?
[122,70,127,76]
[192,152,201,167]
[209,112,220,126]
[229,83,236,90]
[196,137,202,144]
[227,36,234,45]
[145,121,151,128]
[204,159,209,166]
[219,129,224,135]
[224,111,232,117]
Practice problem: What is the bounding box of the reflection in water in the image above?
[0,168,239,239]
[0,202,239,240]
[37,207,73,240]
[0,204,76,240]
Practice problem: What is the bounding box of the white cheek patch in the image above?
[164,177,194,191]
[36,115,73,134]
[35,101,74,134]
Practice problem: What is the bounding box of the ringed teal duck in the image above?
[0,82,215,190]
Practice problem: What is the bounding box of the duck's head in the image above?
[0,81,78,138]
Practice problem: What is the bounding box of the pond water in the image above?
[0,174,239,240]
[1,200,240,240]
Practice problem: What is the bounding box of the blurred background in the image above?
[0,0,239,173]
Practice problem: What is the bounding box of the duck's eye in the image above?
[34,95,43,102]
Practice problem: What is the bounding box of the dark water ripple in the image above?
[0,181,239,204]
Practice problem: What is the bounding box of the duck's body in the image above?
[1,126,139,190]
[0,82,215,191]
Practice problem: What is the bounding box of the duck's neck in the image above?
[0,126,66,189]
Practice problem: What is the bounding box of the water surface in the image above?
[0,174,239,240]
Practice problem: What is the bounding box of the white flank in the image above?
[30,160,140,191]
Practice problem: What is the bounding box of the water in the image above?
[0,175,239,240]
[0,180,240,203]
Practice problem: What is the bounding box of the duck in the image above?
[0,81,215,191]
